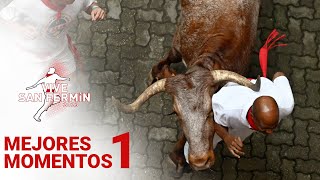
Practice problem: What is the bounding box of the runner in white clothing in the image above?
[184,71,294,159]
[0,0,105,76]
[211,71,294,157]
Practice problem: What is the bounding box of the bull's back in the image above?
[176,0,261,75]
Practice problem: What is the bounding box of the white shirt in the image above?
[211,76,294,144]
[213,76,294,128]
[0,0,94,62]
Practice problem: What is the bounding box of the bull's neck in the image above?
[185,65,209,74]
[184,65,215,89]
[188,55,222,73]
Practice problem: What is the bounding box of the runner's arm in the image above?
[55,75,70,81]
[85,1,98,14]
[85,1,105,21]
[214,121,229,140]
[214,121,244,158]
[26,79,44,90]
[273,72,294,116]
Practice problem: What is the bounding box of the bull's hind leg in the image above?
[168,132,191,178]
[148,48,182,85]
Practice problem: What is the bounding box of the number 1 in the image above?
[113,132,130,168]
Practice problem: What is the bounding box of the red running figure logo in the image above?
[25,67,70,122]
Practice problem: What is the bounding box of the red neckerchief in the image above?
[46,73,53,77]
[41,0,65,19]
[246,107,258,131]
[45,73,54,92]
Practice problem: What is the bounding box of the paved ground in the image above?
[70,0,320,179]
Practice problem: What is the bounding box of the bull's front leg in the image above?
[168,132,192,178]
[148,47,182,85]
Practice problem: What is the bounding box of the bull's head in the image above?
[112,68,260,170]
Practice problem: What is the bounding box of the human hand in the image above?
[224,135,244,158]
[273,72,285,81]
[91,7,105,21]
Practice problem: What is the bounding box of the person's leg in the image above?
[34,94,55,122]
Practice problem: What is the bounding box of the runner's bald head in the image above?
[252,96,279,132]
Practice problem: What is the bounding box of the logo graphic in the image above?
[45,14,71,38]
[20,67,90,122]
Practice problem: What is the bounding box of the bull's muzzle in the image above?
[188,150,215,171]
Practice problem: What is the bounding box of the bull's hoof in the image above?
[167,153,192,178]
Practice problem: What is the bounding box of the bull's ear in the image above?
[148,65,177,86]
[147,69,157,86]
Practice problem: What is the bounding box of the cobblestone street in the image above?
[71,0,320,179]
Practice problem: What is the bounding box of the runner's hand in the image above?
[224,135,244,158]
[91,7,105,21]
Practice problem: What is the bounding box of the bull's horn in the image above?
[211,70,261,91]
[112,79,167,113]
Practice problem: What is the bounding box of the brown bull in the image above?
[113,0,261,175]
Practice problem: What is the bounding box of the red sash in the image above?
[259,29,287,77]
